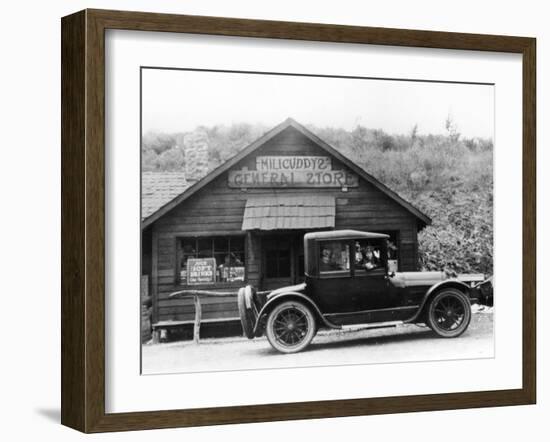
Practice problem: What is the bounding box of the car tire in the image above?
[427,288,471,338]
[265,300,316,354]
[237,286,256,339]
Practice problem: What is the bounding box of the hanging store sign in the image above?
[228,156,358,188]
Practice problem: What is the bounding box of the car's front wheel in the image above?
[265,300,316,354]
[427,288,471,338]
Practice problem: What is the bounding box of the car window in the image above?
[354,239,384,274]
[319,240,350,276]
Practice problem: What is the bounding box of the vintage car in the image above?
[238,230,493,354]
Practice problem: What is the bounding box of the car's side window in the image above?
[319,240,350,276]
[354,239,384,274]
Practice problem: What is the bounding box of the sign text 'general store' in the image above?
[228,156,358,188]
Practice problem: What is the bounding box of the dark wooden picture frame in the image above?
[61,9,536,433]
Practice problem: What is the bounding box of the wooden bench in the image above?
[151,317,241,343]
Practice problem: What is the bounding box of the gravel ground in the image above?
[142,308,494,375]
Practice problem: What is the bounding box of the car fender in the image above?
[253,292,339,335]
[405,279,472,323]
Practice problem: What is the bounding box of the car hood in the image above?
[391,271,446,288]
[267,282,306,299]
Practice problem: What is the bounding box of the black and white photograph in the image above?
[140,67,495,375]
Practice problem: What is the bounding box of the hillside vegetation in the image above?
[142,120,493,275]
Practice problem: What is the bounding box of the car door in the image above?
[349,238,392,310]
[312,239,358,313]
[353,268,392,311]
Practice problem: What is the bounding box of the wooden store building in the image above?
[141,118,431,337]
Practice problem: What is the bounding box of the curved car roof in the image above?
[304,230,389,241]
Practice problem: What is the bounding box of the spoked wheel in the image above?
[427,288,471,338]
[265,301,316,354]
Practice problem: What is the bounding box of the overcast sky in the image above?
[142,68,494,139]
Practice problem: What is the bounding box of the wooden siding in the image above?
[141,226,152,276]
[151,126,419,323]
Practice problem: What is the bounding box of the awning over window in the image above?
[242,195,335,230]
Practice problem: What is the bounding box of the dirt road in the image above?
[142,309,493,375]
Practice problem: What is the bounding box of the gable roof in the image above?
[142,118,431,229]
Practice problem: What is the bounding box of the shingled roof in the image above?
[141,172,192,220]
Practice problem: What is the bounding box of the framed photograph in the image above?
[61,9,536,433]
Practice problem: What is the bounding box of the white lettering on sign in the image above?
[187,258,216,285]
[228,156,358,188]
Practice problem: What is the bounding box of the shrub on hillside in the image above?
[414,188,493,275]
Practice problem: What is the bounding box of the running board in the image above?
[340,321,403,331]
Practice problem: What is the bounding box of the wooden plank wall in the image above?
[150,127,419,323]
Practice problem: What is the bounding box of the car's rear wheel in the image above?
[427,288,471,338]
[265,301,316,354]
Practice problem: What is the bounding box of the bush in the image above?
[414,187,493,275]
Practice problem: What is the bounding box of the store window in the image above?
[318,240,350,276]
[178,236,245,285]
